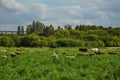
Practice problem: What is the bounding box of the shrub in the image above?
[0,35,15,47]
[20,34,40,47]
[56,39,84,47]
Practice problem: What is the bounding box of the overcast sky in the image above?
[0,0,120,31]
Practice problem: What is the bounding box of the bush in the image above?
[84,40,105,48]
[20,34,40,47]
[10,34,20,47]
[48,41,58,48]
[56,39,84,47]
[0,35,15,47]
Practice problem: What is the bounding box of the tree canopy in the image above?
[0,21,120,47]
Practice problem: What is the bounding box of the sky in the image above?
[0,0,120,31]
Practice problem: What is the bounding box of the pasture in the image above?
[0,47,120,80]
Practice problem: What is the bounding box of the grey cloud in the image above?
[0,0,28,12]
[0,0,120,31]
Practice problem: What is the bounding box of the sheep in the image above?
[0,50,7,53]
[15,51,22,55]
[65,56,75,60]
[91,48,99,52]
[11,52,16,57]
[94,51,105,55]
[79,48,88,52]
[52,52,58,59]
[2,55,7,59]
[89,53,94,56]
[77,53,94,56]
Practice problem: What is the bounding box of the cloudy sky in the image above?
[0,0,120,31]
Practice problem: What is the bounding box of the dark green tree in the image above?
[0,35,15,47]
[32,20,36,32]
[64,24,73,31]
[21,25,24,35]
[26,25,32,34]
[44,24,54,37]
[17,25,21,35]
[20,34,40,47]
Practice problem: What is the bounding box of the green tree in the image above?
[10,34,20,47]
[32,21,45,34]
[32,20,36,32]
[0,35,15,47]
[57,26,63,30]
[26,25,32,34]
[17,25,21,35]
[21,25,24,35]
[44,24,55,37]
[54,29,70,38]
[20,34,40,47]
[64,24,73,31]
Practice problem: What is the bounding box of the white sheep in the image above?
[65,56,75,60]
[0,50,7,53]
[52,52,58,59]
[91,48,98,52]
[2,55,7,59]
[15,51,22,55]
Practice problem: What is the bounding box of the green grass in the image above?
[0,47,120,80]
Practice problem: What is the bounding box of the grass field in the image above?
[0,47,120,80]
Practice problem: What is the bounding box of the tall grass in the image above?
[0,47,120,80]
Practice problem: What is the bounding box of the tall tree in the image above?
[32,20,36,32]
[26,25,32,34]
[38,21,45,33]
[64,24,73,31]
[44,24,54,37]
[21,25,24,35]
[32,21,45,34]
[17,25,21,35]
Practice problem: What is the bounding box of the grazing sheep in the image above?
[0,50,7,53]
[89,53,94,56]
[11,52,16,57]
[79,48,88,52]
[2,55,7,59]
[78,53,94,56]
[65,56,75,60]
[91,48,99,52]
[15,51,21,55]
[94,51,105,55]
[52,52,58,59]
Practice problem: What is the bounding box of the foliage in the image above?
[44,24,55,37]
[0,35,15,47]
[10,34,20,47]
[1,21,120,47]
[20,34,40,47]
[56,38,84,47]
[17,25,24,35]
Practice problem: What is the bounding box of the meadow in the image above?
[0,47,120,80]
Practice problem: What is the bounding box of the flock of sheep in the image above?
[1,49,22,59]
[0,47,106,60]
[51,48,105,60]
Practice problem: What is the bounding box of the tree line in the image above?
[0,20,120,47]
